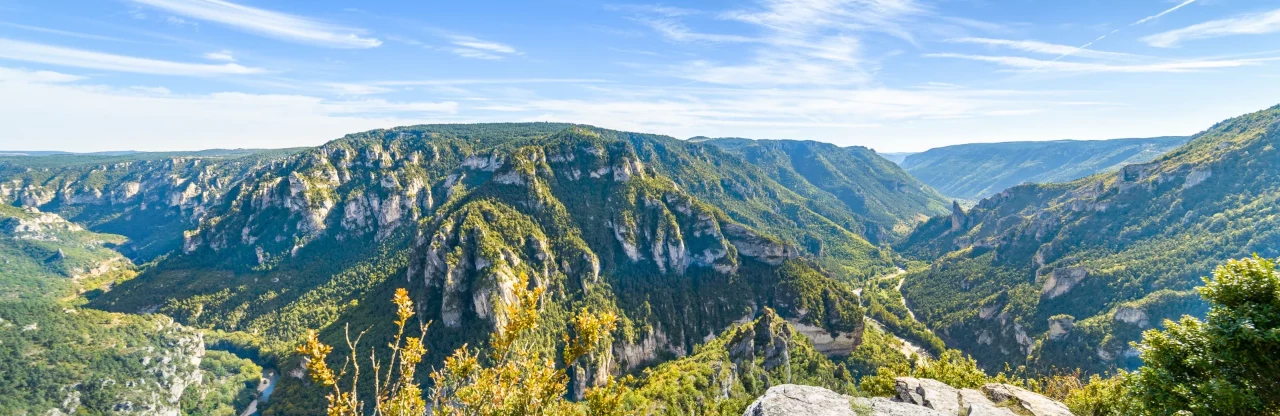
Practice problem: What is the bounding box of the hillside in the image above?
[901,137,1187,201]
[0,123,952,414]
[895,105,1280,374]
[0,205,260,415]
[702,138,950,242]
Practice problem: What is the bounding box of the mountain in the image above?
[876,152,915,164]
[0,204,261,415]
[901,137,1188,201]
[895,105,1280,374]
[701,138,950,242]
[0,123,951,414]
[0,148,301,260]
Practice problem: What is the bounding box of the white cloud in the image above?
[0,22,133,43]
[0,67,455,151]
[447,36,519,60]
[1133,0,1198,26]
[928,53,1271,73]
[0,38,265,75]
[203,50,235,62]
[950,38,1139,61]
[641,0,930,86]
[1143,8,1280,47]
[637,18,756,43]
[605,4,700,17]
[130,0,381,48]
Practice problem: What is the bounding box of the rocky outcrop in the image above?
[1047,315,1074,340]
[1183,167,1211,189]
[1113,306,1149,328]
[982,383,1073,416]
[744,384,949,416]
[1040,267,1086,299]
[894,377,961,415]
[950,201,966,232]
[787,320,861,356]
[722,223,799,265]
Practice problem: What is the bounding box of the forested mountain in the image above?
[700,138,950,242]
[895,105,1280,374]
[901,137,1187,201]
[0,204,261,415]
[0,123,952,414]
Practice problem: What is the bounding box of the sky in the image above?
[0,0,1279,152]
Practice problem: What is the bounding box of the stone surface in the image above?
[983,383,1074,416]
[894,377,961,415]
[743,384,857,416]
[959,388,1017,416]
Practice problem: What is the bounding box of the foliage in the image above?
[1129,256,1280,415]
[299,276,619,416]
[896,105,1280,374]
[703,138,949,243]
[858,349,992,396]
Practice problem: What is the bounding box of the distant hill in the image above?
[901,137,1188,201]
[895,105,1280,374]
[876,151,916,164]
[701,138,949,242]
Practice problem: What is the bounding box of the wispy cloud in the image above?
[950,37,1140,61]
[634,0,930,86]
[637,18,756,43]
[605,4,700,17]
[0,22,134,43]
[447,35,519,60]
[1046,0,1200,63]
[203,50,235,61]
[129,0,381,48]
[0,38,265,75]
[1133,0,1199,26]
[1143,8,1280,48]
[928,53,1271,73]
[0,66,457,151]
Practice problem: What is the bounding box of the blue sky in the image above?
[1,0,1278,152]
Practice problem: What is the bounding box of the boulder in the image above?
[742,384,949,416]
[959,388,1016,416]
[894,377,960,415]
[983,383,1073,416]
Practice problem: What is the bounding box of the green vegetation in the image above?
[702,138,949,243]
[1060,256,1280,415]
[0,206,260,415]
[901,136,1186,201]
[896,105,1280,374]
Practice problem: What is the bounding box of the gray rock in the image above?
[863,397,950,416]
[743,384,858,416]
[960,388,1017,416]
[983,384,1074,416]
[894,377,961,415]
[743,385,949,416]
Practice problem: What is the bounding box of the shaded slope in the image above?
[901,137,1187,201]
[895,105,1280,374]
[703,138,950,242]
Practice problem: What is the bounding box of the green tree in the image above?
[1131,256,1280,415]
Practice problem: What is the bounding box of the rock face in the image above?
[743,384,949,416]
[983,383,1074,416]
[742,378,1075,416]
[894,377,961,415]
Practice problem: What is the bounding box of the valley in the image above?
[1,105,1277,415]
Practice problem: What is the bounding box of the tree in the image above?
[296,274,623,416]
[1130,255,1280,415]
